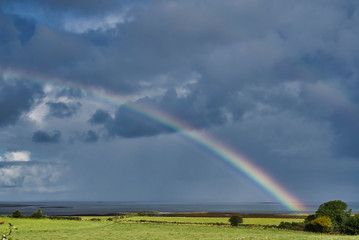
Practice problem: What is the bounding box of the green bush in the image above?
[304,214,316,223]
[343,216,359,235]
[12,210,22,218]
[315,200,351,232]
[229,215,243,226]
[48,216,82,221]
[31,210,44,218]
[306,216,333,233]
[136,211,159,216]
[278,221,305,231]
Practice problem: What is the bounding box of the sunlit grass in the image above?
[1,216,358,240]
[124,216,304,225]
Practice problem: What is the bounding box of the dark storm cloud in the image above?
[58,0,354,157]
[1,1,358,138]
[154,88,227,128]
[32,130,61,143]
[1,0,358,95]
[0,79,43,127]
[13,16,36,45]
[0,11,18,44]
[329,108,359,158]
[1,0,359,201]
[82,130,98,143]
[106,106,173,138]
[46,102,81,118]
[89,109,111,125]
[90,87,229,138]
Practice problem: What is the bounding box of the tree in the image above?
[343,216,359,235]
[229,215,243,226]
[306,216,333,233]
[315,200,351,232]
[12,210,22,218]
[304,214,316,225]
[31,210,43,218]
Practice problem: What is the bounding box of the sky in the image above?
[0,0,359,205]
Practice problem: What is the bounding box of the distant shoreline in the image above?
[1,201,332,216]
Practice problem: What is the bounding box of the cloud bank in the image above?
[0,0,358,202]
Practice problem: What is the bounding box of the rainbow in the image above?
[1,70,306,212]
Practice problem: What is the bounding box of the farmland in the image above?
[1,216,358,240]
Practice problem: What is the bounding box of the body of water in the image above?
[0,201,358,216]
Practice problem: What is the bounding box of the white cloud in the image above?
[63,12,128,33]
[0,166,22,186]
[0,164,68,192]
[175,73,200,99]
[2,151,31,162]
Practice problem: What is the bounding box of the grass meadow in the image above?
[121,216,304,225]
[1,216,358,239]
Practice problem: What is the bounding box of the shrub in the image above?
[278,221,305,231]
[306,216,333,233]
[136,211,159,216]
[343,216,359,235]
[229,215,243,226]
[31,210,44,218]
[90,218,101,221]
[12,210,22,218]
[304,214,316,223]
[48,216,81,221]
[106,216,119,221]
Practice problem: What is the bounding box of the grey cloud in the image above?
[56,88,82,99]
[293,83,359,158]
[1,0,359,202]
[91,87,230,138]
[150,88,227,128]
[331,109,359,158]
[1,0,358,95]
[89,106,173,138]
[82,130,98,143]
[1,0,140,15]
[46,102,81,118]
[32,130,61,143]
[13,16,36,45]
[70,130,99,143]
[2,0,358,153]
[107,105,173,138]
[89,109,111,125]
[0,79,43,127]
[0,162,68,191]
[0,11,19,45]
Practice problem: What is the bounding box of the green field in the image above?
[1,216,358,240]
[122,216,304,225]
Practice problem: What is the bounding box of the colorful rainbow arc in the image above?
[106,100,306,212]
[1,70,306,212]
